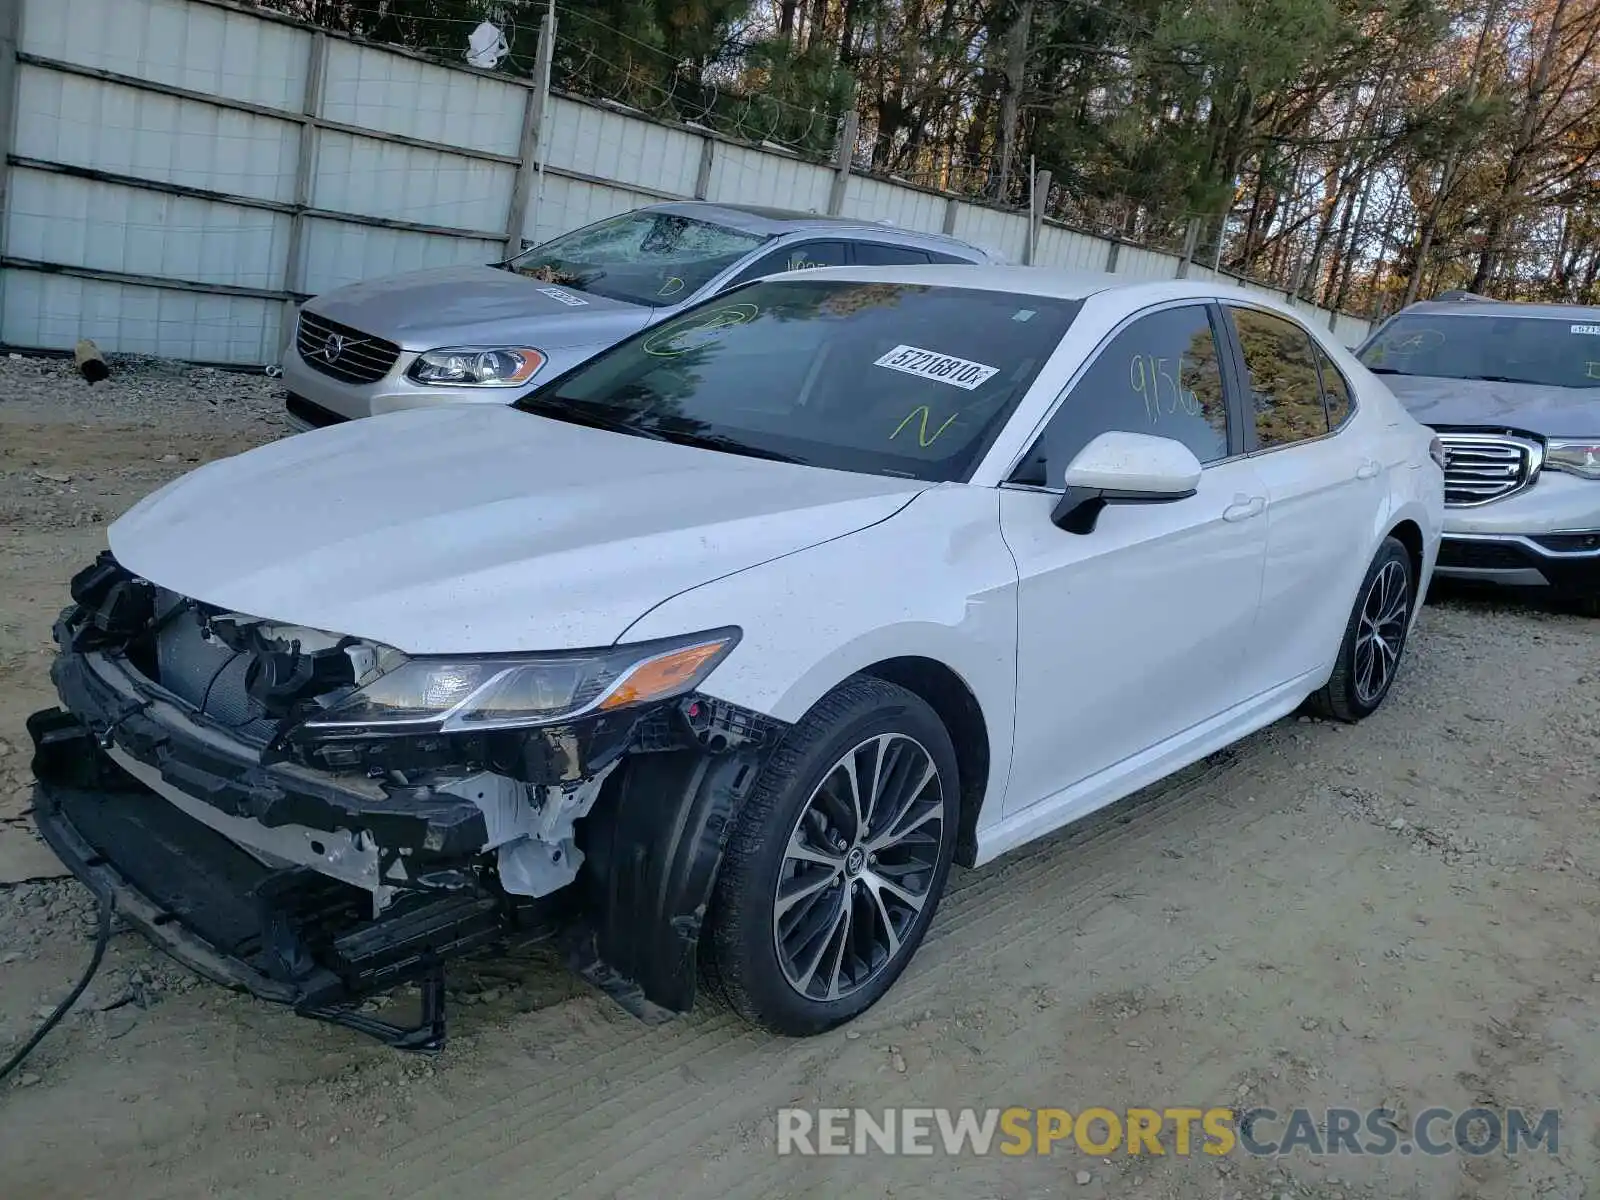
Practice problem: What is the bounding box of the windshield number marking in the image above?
[538,287,588,306]
[1572,324,1600,335]
[874,344,999,391]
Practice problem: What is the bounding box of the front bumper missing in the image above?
[29,708,522,1050]
[31,585,788,1048]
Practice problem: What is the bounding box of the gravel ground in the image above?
[1,354,1599,1200]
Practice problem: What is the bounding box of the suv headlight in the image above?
[408,347,545,386]
[295,629,739,737]
[1545,438,1600,480]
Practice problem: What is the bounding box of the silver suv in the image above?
[1356,296,1600,614]
[282,202,999,429]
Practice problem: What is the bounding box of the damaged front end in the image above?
[29,552,784,1049]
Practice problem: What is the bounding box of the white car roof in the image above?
[757,263,1308,316]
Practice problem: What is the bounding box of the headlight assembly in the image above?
[296,628,740,737]
[408,347,545,387]
[1545,438,1600,480]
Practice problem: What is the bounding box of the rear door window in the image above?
[1227,307,1330,450]
[852,243,932,266]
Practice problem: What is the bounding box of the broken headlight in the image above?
[296,628,740,737]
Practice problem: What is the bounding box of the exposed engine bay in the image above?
[28,552,786,1050]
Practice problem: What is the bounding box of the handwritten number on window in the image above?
[1129,353,1199,425]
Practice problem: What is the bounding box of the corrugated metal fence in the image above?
[0,0,1374,366]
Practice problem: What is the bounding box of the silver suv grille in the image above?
[1436,432,1542,507]
[296,310,402,385]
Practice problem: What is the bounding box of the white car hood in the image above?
[110,406,928,654]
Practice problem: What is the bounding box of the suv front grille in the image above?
[296,311,402,385]
[1435,432,1542,507]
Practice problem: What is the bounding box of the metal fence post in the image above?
[693,135,715,200]
[0,0,27,331]
[1025,168,1051,265]
[505,15,554,256]
[280,30,327,352]
[1175,216,1199,278]
[828,84,859,216]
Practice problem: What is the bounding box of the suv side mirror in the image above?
[1051,430,1202,534]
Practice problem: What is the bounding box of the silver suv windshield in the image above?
[505,211,772,307]
[1358,313,1600,390]
[513,279,1080,482]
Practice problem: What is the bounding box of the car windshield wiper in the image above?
[1364,366,1410,375]
[1470,374,1539,385]
[517,397,802,463]
[656,431,804,464]
[517,395,671,441]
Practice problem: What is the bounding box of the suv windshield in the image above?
[506,211,771,307]
[1358,312,1600,390]
[513,279,1080,481]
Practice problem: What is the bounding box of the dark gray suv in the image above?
[283,202,1001,429]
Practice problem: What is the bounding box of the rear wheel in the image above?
[704,676,959,1036]
[1309,537,1414,722]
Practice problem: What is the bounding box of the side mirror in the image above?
[1051,431,1202,534]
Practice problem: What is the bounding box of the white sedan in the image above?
[30,266,1443,1048]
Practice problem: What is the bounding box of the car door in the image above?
[1222,305,1385,694]
[998,301,1271,818]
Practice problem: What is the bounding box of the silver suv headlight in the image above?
[408,347,545,386]
[297,629,740,736]
[1545,438,1600,480]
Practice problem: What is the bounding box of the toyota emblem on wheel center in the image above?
[320,332,345,363]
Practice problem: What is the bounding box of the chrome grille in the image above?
[295,310,401,385]
[1436,432,1541,507]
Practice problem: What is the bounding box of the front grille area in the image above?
[296,310,401,385]
[1436,432,1539,507]
[1436,539,1531,570]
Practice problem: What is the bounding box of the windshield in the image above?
[505,211,772,307]
[1358,313,1600,390]
[513,279,1081,481]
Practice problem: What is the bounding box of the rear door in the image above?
[1222,305,1386,693]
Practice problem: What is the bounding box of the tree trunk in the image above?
[1405,0,1504,304]
[994,0,1033,203]
[1470,0,1572,291]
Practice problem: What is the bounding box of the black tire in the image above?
[1573,596,1600,619]
[1309,536,1415,722]
[704,675,959,1036]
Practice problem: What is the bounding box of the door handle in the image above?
[1356,460,1380,480]
[1222,496,1266,522]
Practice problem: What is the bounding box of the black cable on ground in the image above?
[0,892,114,1085]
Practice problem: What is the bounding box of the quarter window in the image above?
[1228,307,1329,449]
[852,243,932,266]
[1012,304,1229,483]
[1315,346,1353,429]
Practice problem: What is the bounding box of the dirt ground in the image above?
[1,355,1598,1200]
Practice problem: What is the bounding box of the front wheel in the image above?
[1309,536,1414,722]
[704,676,959,1036]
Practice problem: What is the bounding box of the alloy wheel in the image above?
[1354,559,1409,705]
[772,733,946,1001]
